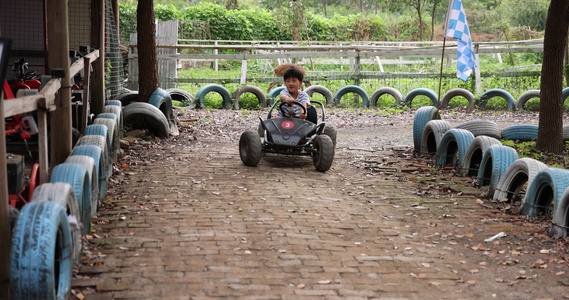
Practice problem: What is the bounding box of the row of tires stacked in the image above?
[414,106,569,238]
[9,100,124,299]
[163,84,569,110]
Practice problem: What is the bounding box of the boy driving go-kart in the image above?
[239,66,336,172]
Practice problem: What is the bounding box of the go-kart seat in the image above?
[307,105,317,124]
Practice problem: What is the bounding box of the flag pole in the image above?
[437,37,447,110]
[438,0,455,110]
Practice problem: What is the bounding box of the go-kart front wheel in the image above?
[313,135,334,172]
[239,130,263,167]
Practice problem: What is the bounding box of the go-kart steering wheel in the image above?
[279,100,307,118]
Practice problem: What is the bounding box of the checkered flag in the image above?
[445,0,477,82]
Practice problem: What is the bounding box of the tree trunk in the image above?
[137,0,159,103]
[430,2,437,41]
[537,0,569,154]
[415,0,423,41]
[323,0,327,18]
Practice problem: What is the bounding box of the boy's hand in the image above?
[299,112,307,120]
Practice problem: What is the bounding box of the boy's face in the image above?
[285,77,303,93]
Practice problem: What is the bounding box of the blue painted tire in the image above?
[436,129,475,168]
[420,120,451,154]
[93,118,118,163]
[84,124,111,170]
[50,163,92,236]
[65,155,99,216]
[149,88,178,136]
[72,145,107,204]
[459,136,502,176]
[478,89,516,110]
[195,84,232,109]
[522,168,569,217]
[370,87,403,107]
[267,87,286,106]
[515,90,540,110]
[304,85,334,107]
[501,125,538,141]
[334,85,369,107]
[404,88,438,107]
[440,88,475,110]
[122,102,170,138]
[78,135,110,180]
[493,158,547,204]
[30,182,82,265]
[233,85,267,109]
[102,105,124,138]
[476,145,519,198]
[10,201,72,299]
[551,186,569,236]
[562,87,569,107]
[454,120,501,139]
[413,106,440,152]
[105,100,122,107]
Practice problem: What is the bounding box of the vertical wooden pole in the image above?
[81,57,92,134]
[0,85,11,300]
[47,0,73,166]
[91,0,105,115]
[214,41,218,71]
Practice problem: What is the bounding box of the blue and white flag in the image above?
[445,0,477,82]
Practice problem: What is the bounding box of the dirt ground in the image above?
[74,106,569,299]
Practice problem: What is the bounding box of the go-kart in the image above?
[239,99,336,172]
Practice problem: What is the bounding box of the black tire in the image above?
[78,135,110,180]
[454,119,501,139]
[10,201,73,299]
[103,105,124,138]
[322,125,337,148]
[94,118,119,163]
[9,206,19,233]
[195,84,232,109]
[333,85,370,107]
[440,88,475,110]
[72,145,107,204]
[476,145,519,199]
[239,130,262,167]
[404,88,438,108]
[50,163,92,236]
[123,102,170,138]
[233,85,267,109]
[116,91,139,107]
[563,124,569,141]
[30,182,82,265]
[313,135,335,172]
[478,89,516,110]
[305,85,334,107]
[522,168,569,218]
[166,88,195,109]
[72,127,81,147]
[65,155,99,216]
[149,88,178,136]
[370,87,403,107]
[493,157,547,204]
[420,120,451,154]
[459,136,502,176]
[516,90,540,110]
[501,125,538,141]
[436,128,475,168]
[413,106,440,152]
[551,186,569,236]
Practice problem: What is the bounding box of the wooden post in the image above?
[474,44,481,95]
[37,99,50,185]
[354,50,361,105]
[0,86,11,300]
[47,0,73,166]
[81,57,92,134]
[214,41,218,71]
[91,0,105,116]
[240,50,247,85]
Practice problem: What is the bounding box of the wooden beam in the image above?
[91,0,105,116]
[81,56,92,134]
[0,91,11,300]
[47,0,72,166]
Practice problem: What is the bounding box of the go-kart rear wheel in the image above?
[322,125,337,148]
[313,135,334,172]
[240,130,262,167]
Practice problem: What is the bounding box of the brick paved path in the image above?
[73,142,569,299]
